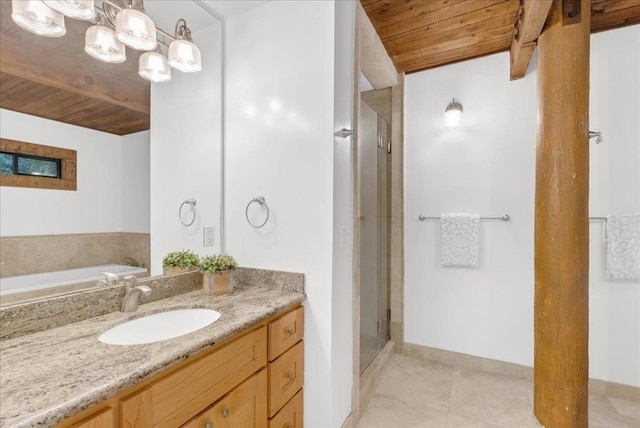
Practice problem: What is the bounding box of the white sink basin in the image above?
[98,308,221,345]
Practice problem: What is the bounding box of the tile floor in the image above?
[358,353,640,428]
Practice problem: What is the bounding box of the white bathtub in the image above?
[0,264,148,297]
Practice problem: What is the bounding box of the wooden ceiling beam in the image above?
[591,3,640,32]
[510,0,554,80]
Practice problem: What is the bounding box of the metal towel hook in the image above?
[334,128,354,139]
[589,130,603,144]
[179,198,197,226]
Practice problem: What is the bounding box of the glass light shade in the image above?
[43,0,95,20]
[115,7,156,51]
[168,39,202,72]
[11,0,66,37]
[85,24,126,63]
[139,51,171,82]
[444,100,463,126]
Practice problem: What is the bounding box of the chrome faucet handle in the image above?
[122,275,138,290]
[101,272,119,285]
[137,285,152,295]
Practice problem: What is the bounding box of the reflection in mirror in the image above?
[0,1,223,306]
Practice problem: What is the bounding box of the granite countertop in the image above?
[0,283,305,427]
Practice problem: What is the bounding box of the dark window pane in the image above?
[17,156,60,178]
[0,153,13,175]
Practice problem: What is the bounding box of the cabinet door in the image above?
[183,369,267,428]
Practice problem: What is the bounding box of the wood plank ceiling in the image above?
[361,0,640,74]
[0,0,150,135]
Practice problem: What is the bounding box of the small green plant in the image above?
[199,254,238,274]
[162,250,199,269]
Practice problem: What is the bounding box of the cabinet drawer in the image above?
[268,307,303,361]
[121,326,267,427]
[267,341,303,418]
[71,407,114,428]
[269,390,303,428]
[182,369,267,428]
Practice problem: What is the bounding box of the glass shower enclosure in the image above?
[359,88,391,372]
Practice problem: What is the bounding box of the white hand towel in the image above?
[606,214,640,279]
[440,213,480,267]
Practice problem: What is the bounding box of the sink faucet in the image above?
[121,275,151,313]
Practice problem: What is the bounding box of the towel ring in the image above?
[179,198,197,226]
[246,196,269,229]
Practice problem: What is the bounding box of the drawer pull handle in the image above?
[221,407,230,418]
[287,372,295,381]
[285,424,294,428]
[286,327,294,336]
[205,422,213,428]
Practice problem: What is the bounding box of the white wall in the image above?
[404,25,640,387]
[225,1,352,426]
[150,21,222,275]
[331,0,355,425]
[588,26,640,387]
[0,109,149,237]
[121,131,151,234]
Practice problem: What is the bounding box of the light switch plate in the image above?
[203,225,215,247]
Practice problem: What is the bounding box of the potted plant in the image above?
[199,253,238,296]
[162,250,199,275]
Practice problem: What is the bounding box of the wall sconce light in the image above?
[11,0,202,83]
[84,14,126,63]
[43,0,95,20]
[115,0,156,51]
[11,0,66,37]
[139,47,171,82]
[168,19,202,72]
[444,98,463,127]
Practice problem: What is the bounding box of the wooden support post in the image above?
[534,0,590,426]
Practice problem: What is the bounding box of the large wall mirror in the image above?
[0,0,223,306]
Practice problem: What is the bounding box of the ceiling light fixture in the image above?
[115,0,156,51]
[168,19,202,73]
[43,0,95,21]
[10,0,203,83]
[139,47,171,83]
[444,98,463,127]
[11,0,66,37]
[84,14,126,63]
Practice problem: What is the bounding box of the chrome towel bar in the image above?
[418,214,511,222]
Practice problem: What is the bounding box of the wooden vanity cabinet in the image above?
[70,407,114,428]
[267,307,304,428]
[55,305,303,428]
[182,369,267,428]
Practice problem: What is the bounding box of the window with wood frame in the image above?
[0,138,77,191]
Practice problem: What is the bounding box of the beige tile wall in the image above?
[389,73,404,351]
[0,233,150,278]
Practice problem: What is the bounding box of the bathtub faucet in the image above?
[121,275,151,313]
[100,272,120,285]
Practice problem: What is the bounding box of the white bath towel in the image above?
[606,214,640,279]
[440,213,480,267]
